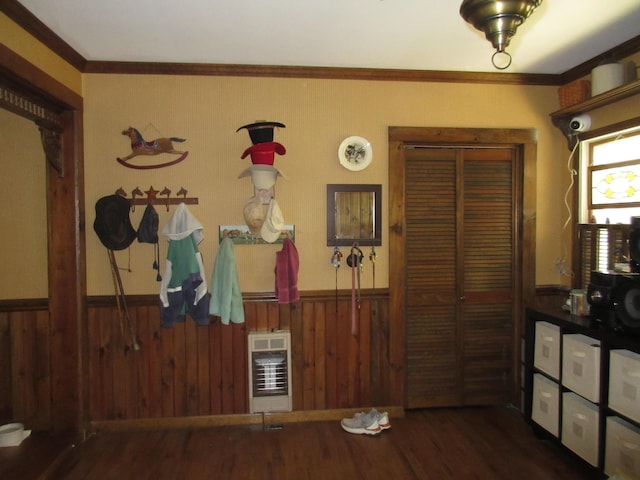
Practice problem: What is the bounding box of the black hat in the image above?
[237,121,285,145]
[93,195,136,251]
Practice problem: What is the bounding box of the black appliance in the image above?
[630,216,640,273]
[588,270,640,334]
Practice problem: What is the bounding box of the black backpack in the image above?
[137,204,161,280]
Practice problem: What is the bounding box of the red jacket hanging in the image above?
[275,237,299,304]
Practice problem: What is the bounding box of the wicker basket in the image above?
[557,79,591,108]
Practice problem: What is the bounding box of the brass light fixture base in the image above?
[460,0,542,69]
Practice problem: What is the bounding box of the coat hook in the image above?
[177,186,188,199]
[131,187,143,211]
[115,187,127,197]
[160,187,171,211]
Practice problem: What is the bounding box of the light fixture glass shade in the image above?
[460,0,542,69]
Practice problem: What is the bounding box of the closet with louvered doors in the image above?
[403,145,519,408]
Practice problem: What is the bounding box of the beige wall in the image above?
[0,108,48,299]
[8,18,639,299]
[83,73,567,296]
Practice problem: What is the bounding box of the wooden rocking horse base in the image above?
[116,151,189,170]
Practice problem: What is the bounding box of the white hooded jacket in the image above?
[159,203,209,326]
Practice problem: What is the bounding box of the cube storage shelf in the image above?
[525,307,640,478]
[605,416,640,477]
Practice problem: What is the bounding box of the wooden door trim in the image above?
[388,127,537,407]
[389,126,537,145]
[387,138,407,406]
[0,46,86,433]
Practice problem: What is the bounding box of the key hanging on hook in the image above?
[331,245,343,268]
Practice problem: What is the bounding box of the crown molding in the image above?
[84,60,561,85]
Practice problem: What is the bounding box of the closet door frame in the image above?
[388,127,537,408]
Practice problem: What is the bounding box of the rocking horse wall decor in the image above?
[117,126,189,169]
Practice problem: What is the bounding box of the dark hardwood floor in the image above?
[2,406,604,479]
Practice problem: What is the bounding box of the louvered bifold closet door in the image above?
[461,148,514,406]
[405,147,459,408]
[405,146,516,408]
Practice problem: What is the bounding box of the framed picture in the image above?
[327,184,381,246]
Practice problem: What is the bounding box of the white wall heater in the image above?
[248,330,292,413]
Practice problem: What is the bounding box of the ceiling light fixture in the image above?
[460,0,542,70]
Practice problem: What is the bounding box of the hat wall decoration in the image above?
[338,136,372,171]
[117,126,189,169]
[237,121,285,145]
[460,0,542,70]
[237,121,288,197]
[235,120,290,244]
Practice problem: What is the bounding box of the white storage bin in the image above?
[609,349,640,423]
[562,392,600,466]
[562,334,601,403]
[534,321,561,379]
[531,373,560,436]
[605,416,640,478]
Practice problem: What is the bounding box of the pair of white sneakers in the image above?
[340,408,391,435]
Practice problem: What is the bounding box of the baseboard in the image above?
[89,406,405,433]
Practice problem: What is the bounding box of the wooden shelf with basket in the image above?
[551,79,640,149]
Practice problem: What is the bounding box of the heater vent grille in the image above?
[252,351,288,397]
[248,331,292,413]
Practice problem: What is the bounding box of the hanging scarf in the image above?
[347,243,363,336]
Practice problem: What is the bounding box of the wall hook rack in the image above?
[115,186,198,210]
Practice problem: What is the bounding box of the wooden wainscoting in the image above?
[0,299,52,430]
[534,284,570,311]
[0,286,574,434]
[0,292,393,432]
[86,290,391,423]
